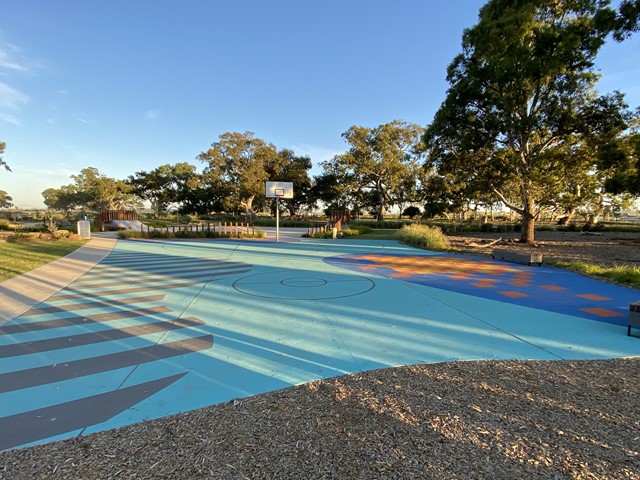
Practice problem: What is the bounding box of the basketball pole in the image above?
[276,196,280,242]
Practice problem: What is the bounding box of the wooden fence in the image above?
[95,209,138,231]
[140,221,255,237]
[307,224,329,235]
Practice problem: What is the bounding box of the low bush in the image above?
[396,224,451,250]
[304,231,334,239]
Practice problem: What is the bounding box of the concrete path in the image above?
[1,231,639,451]
[0,233,117,326]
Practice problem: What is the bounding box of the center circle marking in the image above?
[233,270,375,300]
[281,277,327,288]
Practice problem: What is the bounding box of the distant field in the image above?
[0,240,86,282]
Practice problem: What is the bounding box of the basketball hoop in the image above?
[266,182,294,242]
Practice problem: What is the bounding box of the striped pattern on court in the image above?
[0,250,252,451]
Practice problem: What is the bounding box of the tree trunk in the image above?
[585,213,600,226]
[520,197,536,244]
[376,192,386,221]
[242,195,257,221]
[557,208,575,225]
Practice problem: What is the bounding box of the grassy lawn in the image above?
[0,240,86,282]
[548,260,640,289]
[357,229,399,240]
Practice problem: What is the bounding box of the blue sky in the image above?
[1,1,639,208]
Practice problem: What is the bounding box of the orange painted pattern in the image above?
[352,254,623,319]
[540,285,568,291]
[355,255,521,278]
[580,307,624,317]
[499,291,529,298]
[576,294,612,301]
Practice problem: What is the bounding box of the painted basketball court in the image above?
[1,231,639,451]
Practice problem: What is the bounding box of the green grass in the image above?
[357,229,399,240]
[547,260,640,289]
[0,240,86,282]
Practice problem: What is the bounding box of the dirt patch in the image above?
[448,230,640,267]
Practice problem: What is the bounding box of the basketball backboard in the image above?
[265,181,294,199]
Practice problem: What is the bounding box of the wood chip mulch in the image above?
[447,230,640,267]
[1,359,639,479]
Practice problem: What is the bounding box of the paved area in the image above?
[0,233,117,326]
[1,230,639,451]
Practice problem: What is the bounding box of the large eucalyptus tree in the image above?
[198,132,280,219]
[325,120,424,221]
[425,0,637,243]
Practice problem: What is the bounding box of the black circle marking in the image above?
[233,270,375,300]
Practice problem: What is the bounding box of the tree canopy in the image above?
[197,132,312,218]
[42,167,138,213]
[0,190,13,208]
[128,163,197,218]
[424,0,636,243]
[0,141,10,172]
[320,120,425,221]
[198,132,280,218]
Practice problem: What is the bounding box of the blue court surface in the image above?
[1,235,640,451]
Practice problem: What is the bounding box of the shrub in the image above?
[396,224,451,250]
[402,206,421,219]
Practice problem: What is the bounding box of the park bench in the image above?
[492,248,543,266]
[629,302,640,337]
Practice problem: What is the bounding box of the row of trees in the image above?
[39,123,431,222]
[10,0,640,244]
[41,133,316,220]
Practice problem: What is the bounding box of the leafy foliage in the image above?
[198,132,280,218]
[320,121,425,221]
[42,167,139,213]
[424,0,634,243]
[128,163,197,218]
[0,141,10,172]
[0,190,13,208]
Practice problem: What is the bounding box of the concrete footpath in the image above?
[0,234,116,326]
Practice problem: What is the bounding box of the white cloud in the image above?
[0,81,28,109]
[31,166,76,179]
[143,109,161,120]
[0,111,21,125]
[77,118,90,124]
[0,40,41,126]
[0,42,29,74]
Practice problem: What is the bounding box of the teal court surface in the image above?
[2,232,640,451]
